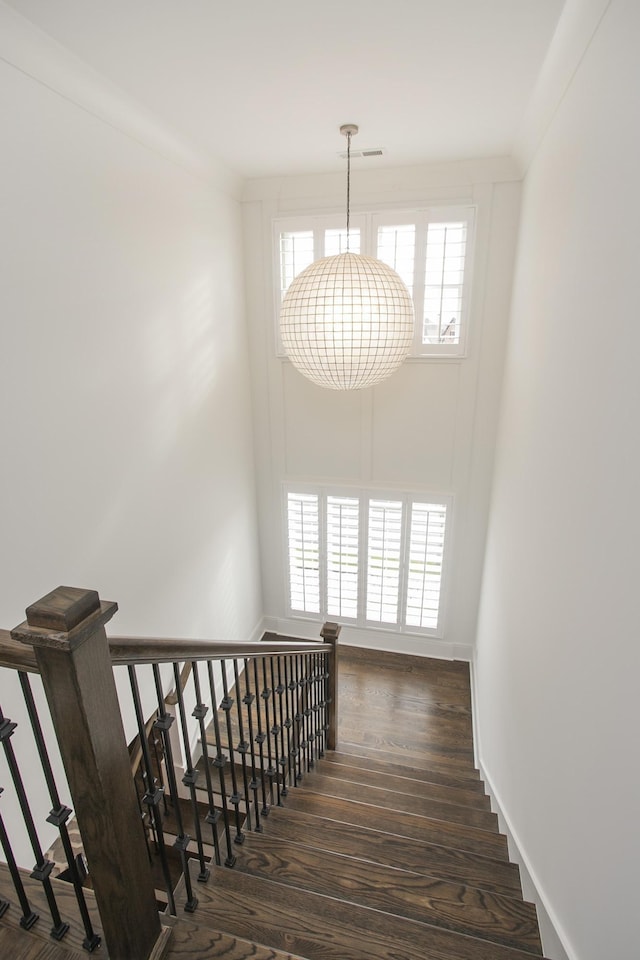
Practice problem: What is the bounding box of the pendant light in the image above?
[280,125,415,390]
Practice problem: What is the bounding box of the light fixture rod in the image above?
[340,124,358,252]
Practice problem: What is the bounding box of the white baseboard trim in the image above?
[477,757,575,960]
[266,616,473,661]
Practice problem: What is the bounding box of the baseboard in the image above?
[477,757,574,960]
[268,616,473,661]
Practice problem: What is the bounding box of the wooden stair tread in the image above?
[326,747,483,786]
[165,915,304,959]
[0,923,83,960]
[337,738,479,778]
[316,757,491,810]
[254,805,522,898]
[284,790,509,860]
[179,860,548,960]
[297,771,498,832]
[233,831,539,953]
[0,864,105,959]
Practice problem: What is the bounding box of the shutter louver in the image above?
[366,499,403,624]
[287,492,320,613]
[377,224,416,297]
[423,222,467,344]
[405,502,447,629]
[280,231,315,298]
[326,496,359,618]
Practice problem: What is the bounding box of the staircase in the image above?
[0,605,550,960]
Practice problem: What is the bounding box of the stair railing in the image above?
[0,585,339,960]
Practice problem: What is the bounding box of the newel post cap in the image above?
[11,585,118,652]
[320,622,341,642]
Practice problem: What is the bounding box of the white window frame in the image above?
[282,483,453,639]
[273,205,475,360]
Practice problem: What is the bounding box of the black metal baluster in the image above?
[172,663,209,882]
[128,666,177,916]
[232,660,252,831]
[316,652,326,759]
[322,650,331,751]
[268,657,282,806]
[19,673,101,950]
[205,661,236,867]
[313,653,324,760]
[260,659,276,806]
[294,656,304,783]
[282,655,295,789]
[275,656,288,798]
[190,662,221,868]
[0,707,68,940]
[220,663,244,846]
[242,659,262,832]
[151,664,197,912]
[252,658,270,816]
[302,653,313,772]
[0,789,38,928]
[309,653,318,766]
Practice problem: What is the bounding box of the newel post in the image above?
[11,586,164,960]
[320,622,340,750]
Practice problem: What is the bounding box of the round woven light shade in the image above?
[280,252,415,390]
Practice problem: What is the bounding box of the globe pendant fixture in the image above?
[280,125,414,391]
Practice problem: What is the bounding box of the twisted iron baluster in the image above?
[172,663,209,881]
[231,660,252,832]
[0,788,38,928]
[128,666,177,916]
[205,661,236,867]
[275,656,288,798]
[282,655,294,789]
[151,664,197,912]
[294,656,304,783]
[19,673,101,950]
[267,657,282,806]
[252,658,270,816]
[190,662,221,868]
[0,706,68,939]
[242,659,262,832]
[260,659,275,807]
[220,663,244,846]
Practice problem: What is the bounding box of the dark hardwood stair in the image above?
[176,857,547,960]
[248,804,522,897]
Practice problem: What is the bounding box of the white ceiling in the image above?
[4,0,566,179]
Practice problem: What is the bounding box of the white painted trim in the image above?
[269,615,472,662]
[242,157,522,204]
[0,1,241,196]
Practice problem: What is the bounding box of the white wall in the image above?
[243,159,520,659]
[475,2,640,958]
[0,5,262,866]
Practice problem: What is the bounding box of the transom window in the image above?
[274,206,474,358]
[285,486,450,636]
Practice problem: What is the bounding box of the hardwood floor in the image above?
[0,641,550,959]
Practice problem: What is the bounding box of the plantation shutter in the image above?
[287,492,320,613]
[366,499,403,624]
[280,230,314,298]
[326,496,360,619]
[405,502,447,629]
[376,223,416,297]
[423,222,467,344]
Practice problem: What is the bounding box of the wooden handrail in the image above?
[0,628,39,673]
[107,636,331,666]
[0,631,331,674]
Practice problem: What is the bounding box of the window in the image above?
[284,487,450,636]
[274,206,474,358]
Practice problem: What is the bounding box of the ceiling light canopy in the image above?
[280,125,414,390]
